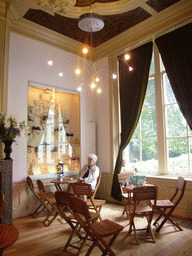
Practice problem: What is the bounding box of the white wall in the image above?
[94,58,111,173]
[7,32,111,182]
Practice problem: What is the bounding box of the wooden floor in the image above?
[3,203,192,256]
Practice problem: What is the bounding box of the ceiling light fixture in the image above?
[77,1,106,94]
[82,47,89,54]
[95,77,100,82]
[46,1,133,95]
[129,66,133,71]
[78,13,104,32]
[125,53,130,60]
[75,68,81,75]
[48,59,53,66]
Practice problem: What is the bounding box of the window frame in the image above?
[122,42,192,177]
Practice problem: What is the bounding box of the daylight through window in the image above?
[124,44,192,176]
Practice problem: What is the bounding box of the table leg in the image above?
[54,183,62,191]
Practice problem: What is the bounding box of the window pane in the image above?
[132,123,139,139]
[189,127,192,136]
[141,109,157,138]
[126,141,140,165]
[167,138,188,174]
[165,105,187,137]
[149,51,155,75]
[163,74,177,104]
[46,145,54,164]
[124,143,140,172]
[141,140,158,172]
[143,77,156,108]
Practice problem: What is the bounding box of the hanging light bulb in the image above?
[95,77,100,82]
[112,73,117,79]
[59,72,63,77]
[82,47,88,54]
[91,82,96,89]
[75,68,81,75]
[129,66,133,71]
[97,88,102,94]
[77,86,82,92]
[48,59,53,66]
[125,54,130,60]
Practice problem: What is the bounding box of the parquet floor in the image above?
[3,203,192,256]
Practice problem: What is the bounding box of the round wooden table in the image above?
[0,224,19,255]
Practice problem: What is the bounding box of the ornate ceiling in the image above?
[9,0,182,48]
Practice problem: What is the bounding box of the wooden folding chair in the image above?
[55,191,99,255]
[91,169,102,199]
[118,172,134,216]
[37,179,60,227]
[72,182,106,221]
[126,186,158,245]
[26,176,49,218]
[0,194,6,219]
[152,176,186,232]
[70,196,124,256]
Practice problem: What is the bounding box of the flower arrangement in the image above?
[0,113,27,142]
[132,158,138,174]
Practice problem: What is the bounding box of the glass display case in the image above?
[27,82,80,176]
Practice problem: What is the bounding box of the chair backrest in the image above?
[55,191,75,218]
[176,176,186,192]
[37,179,46,193]
[118,172,134,198]
[27,176,42,200]
[27,176,34,190]
[133,186,158,203]
[55,191,74,207]
[0,194,6,219]
[170,176,186,206]
[70,196,92,222]
[92,170,102,198]
[118,172,134,185]
[72,182,92,197]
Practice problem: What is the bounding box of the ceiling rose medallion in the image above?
[37,0,76,14]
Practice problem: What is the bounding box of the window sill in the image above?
[145,173,192,182]
[29,170,79,181]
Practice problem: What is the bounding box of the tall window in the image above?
[124,44,192,176]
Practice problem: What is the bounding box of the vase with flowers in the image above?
[132,158,138,175]
[0,113,27,160]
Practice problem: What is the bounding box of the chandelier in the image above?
[46,2,133,94]
[75,11,107,93]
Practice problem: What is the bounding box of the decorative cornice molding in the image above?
[6,0,192,62]
[10,17,85,56]
[94,0,192,60]
[37,0,76,15]
[65,0,140,18]
[0,2,8,19]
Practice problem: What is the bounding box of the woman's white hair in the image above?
[88,153,98,162]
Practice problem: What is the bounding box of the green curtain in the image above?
[111,42,153,201]
[155,22,192,130]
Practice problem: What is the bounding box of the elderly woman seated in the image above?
[79,153,99,190]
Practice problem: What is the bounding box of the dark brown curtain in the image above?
[155,22,192,130]
[111,42,153,201]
